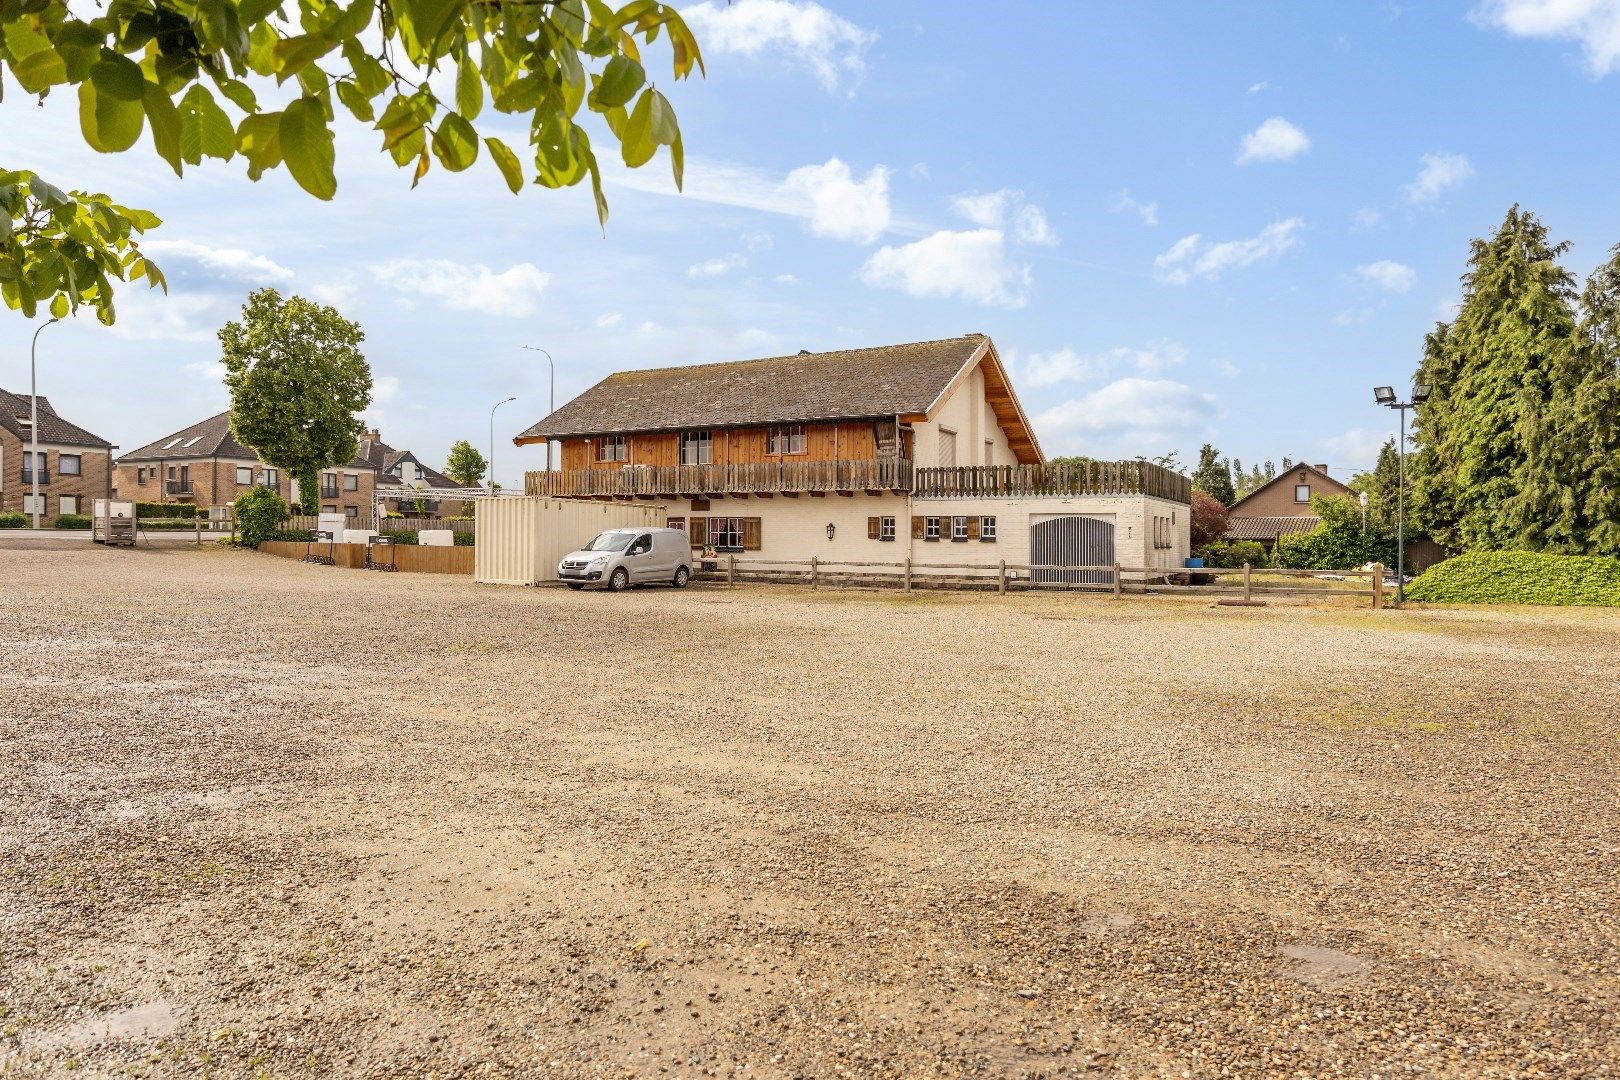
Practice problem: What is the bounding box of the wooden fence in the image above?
[912,459,1191,502]
[693,556,1386,607]
[259,540,473,575]
[282,515,475,535]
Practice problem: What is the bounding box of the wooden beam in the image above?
[835,490,854,497]
[754,492,775,498]
[808,491,826,498]
[781,491,801,498]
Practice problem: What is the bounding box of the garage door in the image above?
[1030,515,1115,585]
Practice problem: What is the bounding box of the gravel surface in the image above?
[2,543,1617,1078]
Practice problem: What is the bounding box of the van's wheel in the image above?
[566,583,585,591]
[608,567,630,592]
[672,566,690,588]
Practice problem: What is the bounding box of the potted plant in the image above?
[700,544,718,572]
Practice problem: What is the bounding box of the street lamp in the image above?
[1373,382,1431,605]
[520,346,555,472]
[29,317,61,530]
[489,396,516,495]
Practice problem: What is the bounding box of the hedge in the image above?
[137,502,200,519]
[1406,551,1620,606]
[53,514,91,529]
[387,530,474,547]
[0,511,26,528]
[1195,539,1270,568]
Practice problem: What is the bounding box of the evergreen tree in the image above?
[1190,443,1236,506]
[1565,245,1620,553]
[1349,439,1403,533]
[1412,206,1579,550]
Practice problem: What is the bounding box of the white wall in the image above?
[910,358,1020,470]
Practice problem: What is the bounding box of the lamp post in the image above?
[1373,383,1430,605]
[489,396,516,495]
[520,346,554,472]
[29,317,61,530]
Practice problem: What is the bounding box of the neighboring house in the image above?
[1223,462,1352,552]
[115,412,376,518]
[0,388,114,518]
[513,335,1191,576]
[355,430,479,518]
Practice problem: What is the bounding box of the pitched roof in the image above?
[515,334,999,441]
[1225,515,1322,541]
[360,434,461,491]
[122,412,375,469]
[0,389,112,449]
[1227,461,1351,515]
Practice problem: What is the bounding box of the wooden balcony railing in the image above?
[912,460,1190,503]
[527,459,915,498]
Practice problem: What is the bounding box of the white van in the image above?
[557,527,693,591]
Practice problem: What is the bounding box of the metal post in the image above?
[28,318,60,529]
[489,395,516,497]
[521,346,555,473]
[996,558,1004,595]
[1396,405,1407,607]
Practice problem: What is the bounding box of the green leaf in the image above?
[327,0,374,40]
[393,0,463,62]
[280,96,337,199]
[50,292,69,319]
[455,54,483,120]
[593,54,643,108]
[670,130,684,190]
[78,80,146,153]
[143,81,183,175]
[90,52,146,101]
[178,85,236,164]
[273,34,336,81]
[620,89,655,168]
[485,136,523,193]
[335,79,374,122]
[343,40,390,97]
[646,89,678,146]
[236,112,284,180]
[12,47,67,94]
[214,77,260,113]
[28,178,70,211]
[431,113,479,172]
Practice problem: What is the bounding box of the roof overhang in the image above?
[920,338,1043,465]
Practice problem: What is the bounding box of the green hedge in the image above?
[0,511,27,529]
[1406,551,1620,606]
[137,502,200,519]
[386,530,474,547]
[53,514,91,529]
[1195,539,1270,568]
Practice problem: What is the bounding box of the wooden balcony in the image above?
[527,459,915,499]
[912,460,1190,503]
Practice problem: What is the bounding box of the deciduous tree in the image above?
[221,289,372,514]
[444,439,487,488]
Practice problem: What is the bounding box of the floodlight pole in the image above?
[489,396,516,495]
[29,317,60,530]
[1374,384,1427,606]
[521,346,555,472]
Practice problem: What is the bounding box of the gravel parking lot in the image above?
[3,543,1616,1078]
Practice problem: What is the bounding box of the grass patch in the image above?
[1407,551,1620,606]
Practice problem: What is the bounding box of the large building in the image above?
[514,335,1191,579]
[0,388,114,518]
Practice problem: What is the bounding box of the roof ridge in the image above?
[604,334,986,381]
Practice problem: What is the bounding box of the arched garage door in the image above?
[1030,515,1115,585]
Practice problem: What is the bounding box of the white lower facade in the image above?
[648,492,1191,576]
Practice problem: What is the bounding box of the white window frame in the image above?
[344,473,359,491]
[980,516,997,542]
[260,468,279,487]
[879,516,896,541]
[59,495,79,515]
[236,466,253,485]
[680,430,712,466]
[951,515,969,541]
[924,516,941,542]
[22,494,46,515]
[709,516,744,552]
[1294,483,1311,503]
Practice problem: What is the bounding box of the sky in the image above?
[5,0,1620,487]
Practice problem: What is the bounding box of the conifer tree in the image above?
[1566,245,1620,553]
[1190,443,1236,506]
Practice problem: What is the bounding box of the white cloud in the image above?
[1438,295,1462,320]
[1154,218,1304,283]
[184,360,227,382]
[1111,190,1159,227]
[1034,377,1219,458]
[687,253,747,278]
[1353,207,1383,229]
[858,229,1031,308]
[1019,340,1188,388]
[371,259,549,317]
[1472,0,1620,76]
[106,291,223,343]
[372,375,402,403]
[1236,117,1310,164]
[309,281,357,308]
[949,188,1058,245]
[141,239,294,285]
[1354,260,1416,292]
[742,231,775,253]
[1217,360,1241,378]
[1247,80,1274,94]
[683,0,876,91]
[1404,152,1475,204]
[773,274,800,286]
[736,327,779,350]
[1320,427,1390,472]
[595,312,624,328]
[782,158,891,243]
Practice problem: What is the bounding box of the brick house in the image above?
[357,430,474,518]
[115,412,376,518]
[0,388,114,518]
[1223,462,1352,552]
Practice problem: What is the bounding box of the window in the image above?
[1153,515,1172,549]
[59,496,79,515]
[627,533,653,555]
[137,467,150,485]
[182,436,203,448]
[951,516,969,542]
[344,473,359,491]
[924,516,941,542]
[22,451,45,483]
[710,517,743,551]
[345,506,358,518]
[236,466,252,485]
[680,430,712,465]
[937,428,958,468]
[768,424,806,455]
[322,505,337,514]
[1294,483,1311,503]
[161,437,182,449]
[261,468,278,487]
[880,516,896,541]
[980,516,997,542]
[59,454,81,476]
[597,435,627,462]
[320,473,339,498]
[22,494,45,515]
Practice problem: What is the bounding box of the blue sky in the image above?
[5,0,1620,486]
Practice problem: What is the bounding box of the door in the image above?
[1029,515,1115,585]
[625,532,656,580]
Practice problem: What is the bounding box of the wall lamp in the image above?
[825,522,836,540]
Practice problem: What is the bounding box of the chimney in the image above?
[364,428,381,443]
[1313,463,1328,474]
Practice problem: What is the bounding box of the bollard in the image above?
[997,559,1006,595]
[904,557,912,593]
[1243,562,1252,603]
[1112,562,1122,599]
[811,555,819,590]
[727,553,735,586]
[1372,563,1384,610]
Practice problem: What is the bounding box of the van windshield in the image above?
[582,531,634,552]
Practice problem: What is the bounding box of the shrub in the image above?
[1196,539,1268,568]
[1406,551,1620,606]
[52,514,91,529]
[137,501,199,519]
[0,511,27,528]
[1190,490,1229,550]
[1275,493,1397,570]
[382,529,473,547]
[234,485,287,548]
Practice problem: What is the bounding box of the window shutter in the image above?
[911,515,924,539]
[689,516,707,545]
[867,516,880,539]
[967,516,980,541]
[742,518,762,551]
